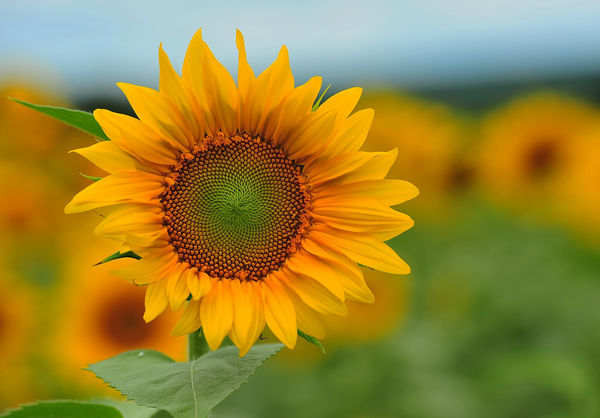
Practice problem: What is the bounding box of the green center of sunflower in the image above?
[161,133,311,281]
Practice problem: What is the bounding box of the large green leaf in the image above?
[0,401,123,418]
[88,344,282,418]
[8,98,110,141]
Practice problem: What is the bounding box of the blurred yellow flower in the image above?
[51,234,185,391]
[0,276,37,409]
[360,92,471,217]
[475,92,599,214]
[0,160,68,244]
[555,124,600,238]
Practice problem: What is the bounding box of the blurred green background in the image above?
[1,1,600,417]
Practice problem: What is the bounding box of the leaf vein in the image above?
[190,362,198,418]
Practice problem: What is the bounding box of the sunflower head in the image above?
[161,132,311,280]
[476,92,599,208]
[66,29,418,356]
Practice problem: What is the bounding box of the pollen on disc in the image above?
[160,134,311,281]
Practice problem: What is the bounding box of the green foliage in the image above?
[88,344,282,418]
[8,98,110,141]
[0,401,123,418]
[298,330,326,354]
[312,83,331,111]
[95,250,141,266]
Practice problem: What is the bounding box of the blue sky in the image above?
[2,0,600,99]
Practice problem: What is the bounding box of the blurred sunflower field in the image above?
[2,2,600,417]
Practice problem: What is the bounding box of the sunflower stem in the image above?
[188,329,209,361]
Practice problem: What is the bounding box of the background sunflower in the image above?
[3,2,600,417]
[475,92,599,217]
[50,254,186,393]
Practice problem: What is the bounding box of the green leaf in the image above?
[312,83,331,111]
[95,250,141,266]
[99,400,173,418]
[88,344,282,418]
[8,98,110,141]
[298,330,326,354]
[79,171,102,182]
[0,401,123,418]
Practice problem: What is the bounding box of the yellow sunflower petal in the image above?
[315,87,362,122]
[230,278,266,356]
[117,82,194,150]
[281,110,337,161]
[333,148,398,184]
[166,263,192,310]
[94,204,163,237]
[143,279,169,322]
[158,43,204,138]
[114,251,178,285]
[125,231,170,256]
[239,281,266,356]
[300,237,374,303]
[200,279,234,350]
[323,108,374,156]
[172,300,202,336]
[286,288,325,340]
[228,279,248,348]
[183,29,237,135]
[312,198,414,240]
[93,109,178,166]
[285,251,345,300]
[308,150,395,185]
[64,172,164,214]
[309,225,410,274]
[188,270,211,300]
[277,269,347,315]
[71,141,144,174]
[243,45,294,135]
[119,242,132,253]
[235,29,256,105]
[313,179,419,206]
[268,76,322,144]
[262,276,297,349]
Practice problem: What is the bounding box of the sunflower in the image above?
[66,29,418,355]
[0,275,36,409]
[0,160,69,246]
[554,125,600,237]
[52,237,185,390]
[475,92,599,211]
[360,92,470,217]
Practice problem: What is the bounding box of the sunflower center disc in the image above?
[161,134,311,280]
